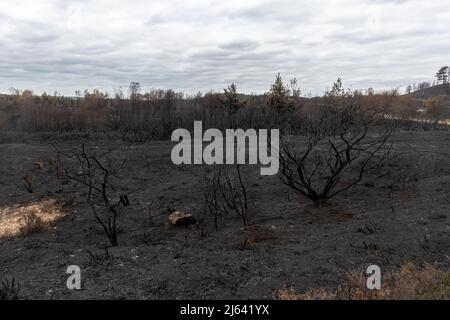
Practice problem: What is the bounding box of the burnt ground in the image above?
[0,130,449,299]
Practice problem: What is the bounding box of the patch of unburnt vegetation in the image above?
[274,262,450,300]
[0,199,64,238]
[19,211,48,235]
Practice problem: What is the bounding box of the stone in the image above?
[169,211,196,226]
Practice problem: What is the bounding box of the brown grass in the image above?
[19,211,48,235]
[274,261,450,300]
[0,199,65,238]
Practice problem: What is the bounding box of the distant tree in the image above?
[161,89,179,137]
[424,96,449,121]
[328,77,345,96]
[8,88,19,96]
[393,96,419,120]
[202,91,223,128]
[41,92,49,103]
[435,66,449,84]
[266,73,298,132]
[289,78,301,98]
[21,90,33,98]
[405,85,413,95]
[266,73,293,114]
[129,82,141,101]
[222,83,246,128]
[417,82,431,90]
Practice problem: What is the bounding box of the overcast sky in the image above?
[0,0,449,96]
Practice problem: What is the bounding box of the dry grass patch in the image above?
[19,211,48,235]
[274,261,450,300]
[0,199,65,238]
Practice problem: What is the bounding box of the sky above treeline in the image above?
[0,0,449,96]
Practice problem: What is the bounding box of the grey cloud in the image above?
[145,14,169,26]
[218,40,259,51]
[0,0,449,96]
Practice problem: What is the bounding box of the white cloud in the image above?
[0,0,449,96]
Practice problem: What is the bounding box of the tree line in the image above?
[0,74,448,138]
